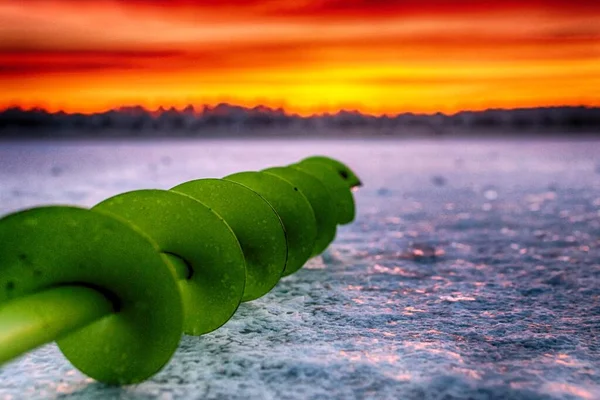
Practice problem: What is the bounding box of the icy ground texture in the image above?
[0,139,599,400]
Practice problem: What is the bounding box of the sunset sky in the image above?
[1,0,599,115]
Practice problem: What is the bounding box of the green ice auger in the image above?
[0,156,360,385]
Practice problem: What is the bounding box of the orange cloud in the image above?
[0,0,598,114]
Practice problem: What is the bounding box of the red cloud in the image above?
[6,0,600,19]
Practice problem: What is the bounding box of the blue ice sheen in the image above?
[0,138,599,399]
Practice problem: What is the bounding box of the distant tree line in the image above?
[1,104,599,138]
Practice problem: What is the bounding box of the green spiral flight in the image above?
[0,155,360,385]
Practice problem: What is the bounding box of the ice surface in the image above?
[0,138,599,399]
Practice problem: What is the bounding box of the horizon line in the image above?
[2,103,599,119]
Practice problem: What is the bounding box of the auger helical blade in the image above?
[172,179,287,302]
[299,156,362,189]
[94,189,247,335]
[292,161,356,225]
[225,171,318,276]
[0,206,183,385]
[0,156,361,386]
[263,166,338,256]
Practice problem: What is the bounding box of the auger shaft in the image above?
[164,253,193,280]
[0,286,113,364]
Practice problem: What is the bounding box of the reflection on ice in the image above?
[439,294,477,302]
[545,382,597,400]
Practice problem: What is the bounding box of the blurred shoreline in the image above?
[1,105,599,139]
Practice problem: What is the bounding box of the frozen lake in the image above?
[1,138,599,399]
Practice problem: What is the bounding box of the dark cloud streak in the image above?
[11,0,600,19]
[0,49,187,76]
[1,30,597,77]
